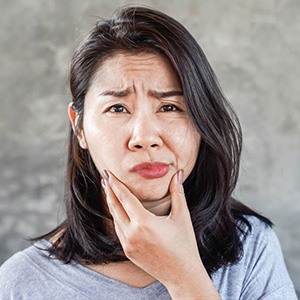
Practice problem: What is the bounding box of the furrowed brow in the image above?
[99,88,131,98]
[151,90,183,98]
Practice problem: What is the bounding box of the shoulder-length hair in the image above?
[37,6,271,274]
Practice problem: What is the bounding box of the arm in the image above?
[238,218,297,300]
[102,170,220,300]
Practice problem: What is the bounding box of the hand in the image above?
[101,170,220,299]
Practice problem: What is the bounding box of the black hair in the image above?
[34,6,271,274]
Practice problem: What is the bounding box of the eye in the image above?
[159,104,180,112]
[108,105,128,113]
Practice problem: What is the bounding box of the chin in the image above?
[115,172,173,203]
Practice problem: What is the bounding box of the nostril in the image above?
[129,141,161,151]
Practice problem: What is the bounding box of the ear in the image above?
[68,102,87,149]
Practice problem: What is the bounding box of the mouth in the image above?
[130,162,170,179]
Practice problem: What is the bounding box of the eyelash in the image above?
[108,105,128,113]
[107,104,181,113]
[159,104,180,112]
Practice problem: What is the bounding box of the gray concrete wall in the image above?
[1,0,299,296]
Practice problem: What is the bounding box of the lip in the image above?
[130,162,170,179]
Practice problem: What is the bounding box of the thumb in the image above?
[169,169,189,218]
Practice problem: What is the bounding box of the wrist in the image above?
[167,281,221,300]
[167,282,221,300]
[164,263,221,300]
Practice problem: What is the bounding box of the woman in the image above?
[0,6,297,299]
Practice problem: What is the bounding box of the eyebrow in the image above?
[150,90,183,98]
[99,88,131,98]
[98,88,183,98]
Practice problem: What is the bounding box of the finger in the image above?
[103,170,149,221]
[169,170,189,218]
[113,219,127,247]
[102,178,130,226]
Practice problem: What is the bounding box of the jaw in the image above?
[140,194,171,216]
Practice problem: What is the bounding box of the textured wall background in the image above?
[1,0,299,296]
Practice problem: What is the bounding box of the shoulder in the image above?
[0,240,50,272]
[0,245,36,298]
[0,243,41,276]
[238,216,284,274]
[212,216,297,299]
[241,216,297,298]
[0,240,66,298]
[239,215,288,267]
[241,215,277,249]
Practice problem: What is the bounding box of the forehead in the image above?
[90,51,181,90]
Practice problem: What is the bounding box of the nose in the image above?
[128,114,163,151]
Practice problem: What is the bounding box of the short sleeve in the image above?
[239,218,297,299]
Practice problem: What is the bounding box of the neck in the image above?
[141,195,171,216]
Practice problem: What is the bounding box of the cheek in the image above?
[170,121,200,148]
[171,124,200,171]
[83,118,122,169]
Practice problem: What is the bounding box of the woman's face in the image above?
[71,52,201,214]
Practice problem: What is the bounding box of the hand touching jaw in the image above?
[100,169,221,299]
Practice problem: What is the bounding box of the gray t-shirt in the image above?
[0,216,297,299]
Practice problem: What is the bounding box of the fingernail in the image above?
[102,170,109,180]
[176,170,184,185]
[101,179,107,190]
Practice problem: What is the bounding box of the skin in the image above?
[71,52,200,215]
[69,52,220,299]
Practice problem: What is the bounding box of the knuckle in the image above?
[122,242,135,255]
[122,235,137,256]
[125,230,137,244]
[123,245,139,259]
[122,221,152,258]
[125,222,146,244]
